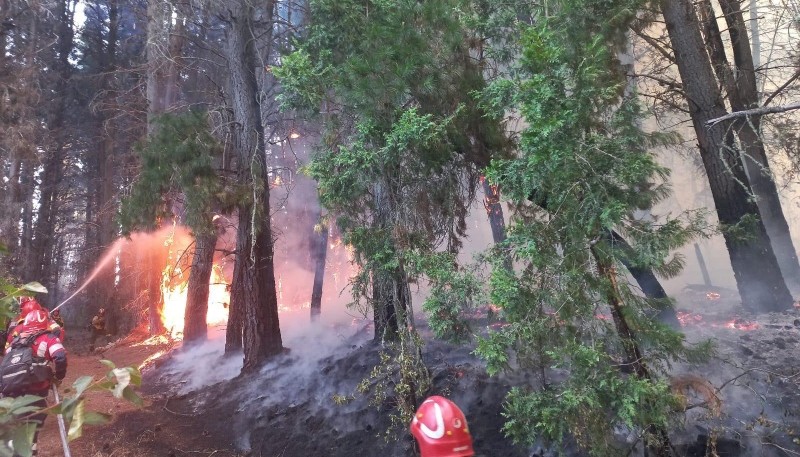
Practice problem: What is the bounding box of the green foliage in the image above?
[472,0,713,454]
[407,252,487,342]
[0,282,48,322]
[119,111,227,235]
[356,335,431,441]
[277,0,514,436]
[0,266,141,456]
[0,361,143,456]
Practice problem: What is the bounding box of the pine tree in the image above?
[475,1,711,454]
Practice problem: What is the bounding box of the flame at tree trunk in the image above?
[160,263,230,338]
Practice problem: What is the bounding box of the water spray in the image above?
[52,237,126,313]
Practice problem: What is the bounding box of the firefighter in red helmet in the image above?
[410,396,475,457]
[0,309,68,456]
[3,297,64,352]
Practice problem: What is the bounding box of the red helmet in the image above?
[19,296,42,315]
[17,297,43,323]
[21,310,50,332]
[410,396,474,457]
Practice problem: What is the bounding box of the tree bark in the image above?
[660,0,793,312]
[184,232,217,342]
[591,246,673,456]
[29,0,75,290]
[481,178,506,244]
[225,0,283,369]
[310,216,328,321]
[371,182,411,342]
[699,0,800,292]
[608,230,680,327]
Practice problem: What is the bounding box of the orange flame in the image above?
[160,264,230,338]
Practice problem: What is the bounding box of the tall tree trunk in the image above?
[225,218,244,353]
[591,246,673,456]
[660,0,793,312]
[19,161,34,278]
[371,182,409,342]
[310,216,328,321]
[720,0,800,291]
[481,178,506,244]
[225,0,283,370]
[146,0,167,133]
[699,0,800,292]
[1,158,21,256]
[608,230,680,327]
[29,0,75,288]
[147,244,165,335]
[184,232,217,342]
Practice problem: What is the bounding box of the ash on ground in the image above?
[132,287,800,457]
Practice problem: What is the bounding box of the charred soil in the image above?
[33,296,800,457]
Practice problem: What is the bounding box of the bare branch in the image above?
[705,101,800,127]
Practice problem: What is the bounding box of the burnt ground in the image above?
[34,292,800,457]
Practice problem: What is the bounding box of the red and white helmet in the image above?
[410,396,474,457]
[19,296,42,315]
[22,309,50,332]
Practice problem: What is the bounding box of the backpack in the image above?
[0,331,51,394]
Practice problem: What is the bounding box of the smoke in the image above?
[157,307,370,396]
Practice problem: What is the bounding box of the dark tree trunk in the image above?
[371,183,410,342]
[184,232,217,342]
[310,217,328,321]
[1,157,21,260]
[29,0,75,288]
[147,245,166,335]
[531,191,678,323]
[225,0,283,370]
[608,231,680,327]
[481,178,506,244]
[694,243,712,287]
[591,246,674,457]
[698,0,800,292]
[19,161,35,278]
[661,0,793,312]
[225,222,244,353]
[719,0,800,291]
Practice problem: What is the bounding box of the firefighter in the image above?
[410,396,475,457]
[3,297,63,353]
[1,309,68,456]
[89,308,109,352]
[50,309,64,331]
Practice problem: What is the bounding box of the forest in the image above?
[1,0,800,455]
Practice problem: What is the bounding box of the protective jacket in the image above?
[4,327,67,393]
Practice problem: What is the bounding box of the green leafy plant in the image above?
[0,361,143,456]
[472,2,713,455]
[0,267,142,456]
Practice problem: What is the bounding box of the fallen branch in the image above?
[706,101,800,127]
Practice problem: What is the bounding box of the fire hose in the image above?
[50,386,72,457]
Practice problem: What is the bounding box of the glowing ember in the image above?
[677,311,704,327]
[706,292,721,301]
[160,264,230,338]
[139,350,168,370]
[718,318,759,331]
[676,311,759,331]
